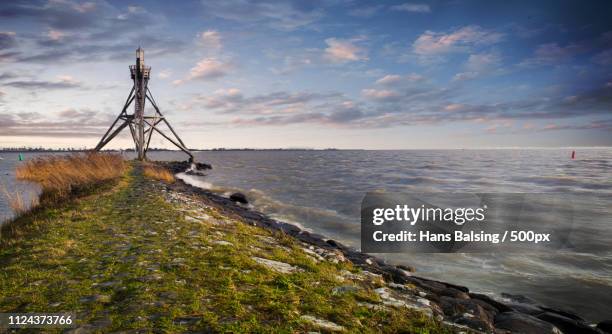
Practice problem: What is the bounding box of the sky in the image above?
[0,0,611,149]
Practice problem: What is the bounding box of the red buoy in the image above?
[571,150,576,159]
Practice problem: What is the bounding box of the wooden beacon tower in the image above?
[94,47,193,162]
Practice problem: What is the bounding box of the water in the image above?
[1,149,611,321]
[0,152,42,222]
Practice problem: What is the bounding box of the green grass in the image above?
[0,163,455,333]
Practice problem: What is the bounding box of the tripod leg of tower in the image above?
[144,118,163,152]
[95,121,131,151]
[144,91,193,161]
[94,87,135,151]
[150,126,193,160]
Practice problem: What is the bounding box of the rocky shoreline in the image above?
[163,160,612,334]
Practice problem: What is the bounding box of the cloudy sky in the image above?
[0,0,611,149]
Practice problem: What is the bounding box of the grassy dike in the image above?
[0,162,456,333]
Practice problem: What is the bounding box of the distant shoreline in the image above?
[0,148,343,153]
[1,147,611,153]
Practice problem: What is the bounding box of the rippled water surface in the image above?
[1,149,611,321]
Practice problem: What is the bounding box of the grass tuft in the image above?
[143,164,175,183]
[15,152,125,203]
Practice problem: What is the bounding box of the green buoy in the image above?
[18,153,24,161]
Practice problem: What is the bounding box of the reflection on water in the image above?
[1,149,611,321]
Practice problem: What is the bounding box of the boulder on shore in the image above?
[537,312,602,334]
[229,192,248,204]
[494,312,562,334]
[598,320,612,333]
[194,162,212,170]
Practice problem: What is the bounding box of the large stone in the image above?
[296,231,329,248]
[396,264,416,273]
[325,239,347,251]
[252,257,302,274]
[174,316,201,326]
[374,287,408,308]
[469,293,513,313]
[229,192,248,204]
[332,286,361,295]
[195,162,212,170]
[379,265,412,283]
[277,222,301,235]
[439,287,470,300]
[501,293,538,305]
[454,316,493,333]
[540,306,584,321]
[79,294,112,304]
[404,277,446,295]
[439,296,495,331]
[494,312,562,334]
[536,312,602,334]
[508,302,544,316]
[597,320,612,333]
[300,315,345,332]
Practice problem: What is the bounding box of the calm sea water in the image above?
[1,149,611,321]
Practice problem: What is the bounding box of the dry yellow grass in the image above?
[143,164,175,183]
[15,152,125,203]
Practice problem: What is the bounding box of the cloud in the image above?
[444,103,464,112]
[15,112,40,120]
[465,53,501,72]
[0,1,174,64]
[4,75,82,89]
[390,3,431,13]
[193,88,342,115]
[452,72,479,81]
[323,37,368,63]
[197,30,222,49]
[540,119,612,131]
[348,5,383,18]
[0,31,16,49]
[453,52,502,81]
[57,108,98,120]
[218,81,612,129]
[413,25,503,55]
[520,42,586,67]
[375,73,424,85]
[0,71,18,81]
[174,58,232,84]
[200,0,323,31]
[269,54,314,74]
[361,89,401,101]
[226,96,366,127]
[158,69,172,79]
[376,74,402,85]
[0,0,109,30]
[592,49,612,65]
[47,29,66,41]
[0,51,19,62]
[0,109,113,137]
[73,2,97,13]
